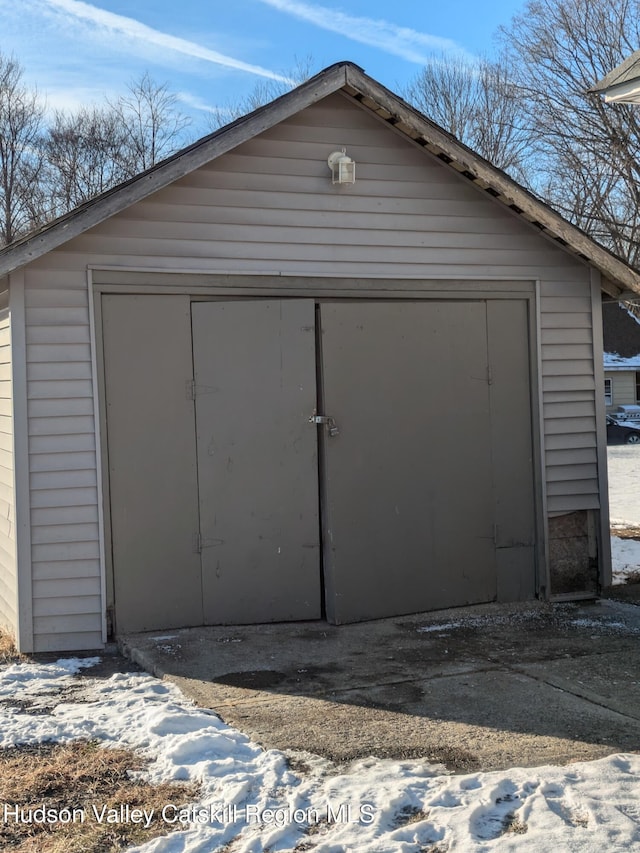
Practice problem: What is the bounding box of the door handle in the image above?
[309,413,339,437]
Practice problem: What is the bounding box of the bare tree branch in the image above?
[0,54,45,244]
[498,0,640,263]
[109,72,192,175]
[403,54,534,183]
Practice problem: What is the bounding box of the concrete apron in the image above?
[119,599,640,773]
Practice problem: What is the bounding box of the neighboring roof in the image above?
[590,50,640,103]
[604,353,640,370]
[1,61,639,298]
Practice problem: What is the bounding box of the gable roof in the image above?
[590,50,640,103]
[1,61,639,299]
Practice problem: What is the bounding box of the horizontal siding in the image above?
[32,254,587,280]
[21,273,100,652]
[32,522,99,545]
[605,370,636,409]
[546,447,597,466]
[130,199,551,233]
[33,558,102,580]
[28,362,93,381]
[29,415,94,436]
[33,594,100,618]
[34,613,101,633]
[546,463,598,482]
[0,300,16,638]
[540,279,598,511]
[23,92,600,649]
[66,235,585,270]
[33,577,100,598]
[33,631,103,652]
[31,486,98,509]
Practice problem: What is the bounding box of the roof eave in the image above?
[590,50,640,93]
[602,80,640,104]
[342,66,640,298]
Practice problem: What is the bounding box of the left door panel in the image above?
[193,299,321,624]
[102,295,203,632]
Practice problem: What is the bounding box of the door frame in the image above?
[91,270,546,633]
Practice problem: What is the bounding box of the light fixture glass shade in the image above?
[328,149,356,184]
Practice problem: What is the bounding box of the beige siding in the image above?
[0,281,17,639]
[605,370,636,411]
[23,92,599,649]
[24,277,101,651]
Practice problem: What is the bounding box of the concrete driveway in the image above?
[119,598,640,773]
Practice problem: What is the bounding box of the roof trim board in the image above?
[591,49,640,95]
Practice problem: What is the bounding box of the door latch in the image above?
[309,413,339,437]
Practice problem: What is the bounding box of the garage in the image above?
[102,290,535,633]
[2,61,638,651]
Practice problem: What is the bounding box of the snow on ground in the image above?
[608,446,640,527]
[2,658,640,852]
[611,536,640,584]
[608,447,640,583]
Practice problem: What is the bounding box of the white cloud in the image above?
[41,0,292,82]
[177,91,223,115]
[255,0,468,63]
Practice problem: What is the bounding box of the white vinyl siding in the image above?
[22,92,599,649]
[0,281,17,639]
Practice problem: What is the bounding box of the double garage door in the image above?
[102,294,536,633]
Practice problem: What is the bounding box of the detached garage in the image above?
[0,62,637,652]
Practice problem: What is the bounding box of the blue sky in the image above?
[0,0,526,131]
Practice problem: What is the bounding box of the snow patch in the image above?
[611,536,640,584]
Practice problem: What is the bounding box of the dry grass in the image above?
[611,526,640,540]
[0,628,21,664]
[0,740,199,852]
[503,814,528,834]
[392,805,430,828]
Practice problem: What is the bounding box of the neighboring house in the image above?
[590,50,640,103]
[603,301,640,412]
[592,54,640,409]
[0,62,639,653]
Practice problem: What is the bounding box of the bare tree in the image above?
[403,54,533,183]
[43,106,130,214]
[41,73,191,219]
[498,0,640,264]
[0,54,45,246]
[110,72,191,175]
[205,56,316,129]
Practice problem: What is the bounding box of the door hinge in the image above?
[186,379,197,400]
[194,532,202,553]
[487,365,494,386]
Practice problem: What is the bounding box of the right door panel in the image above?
[320,301,498,623]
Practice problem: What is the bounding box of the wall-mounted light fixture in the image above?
[328,148,356,185]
